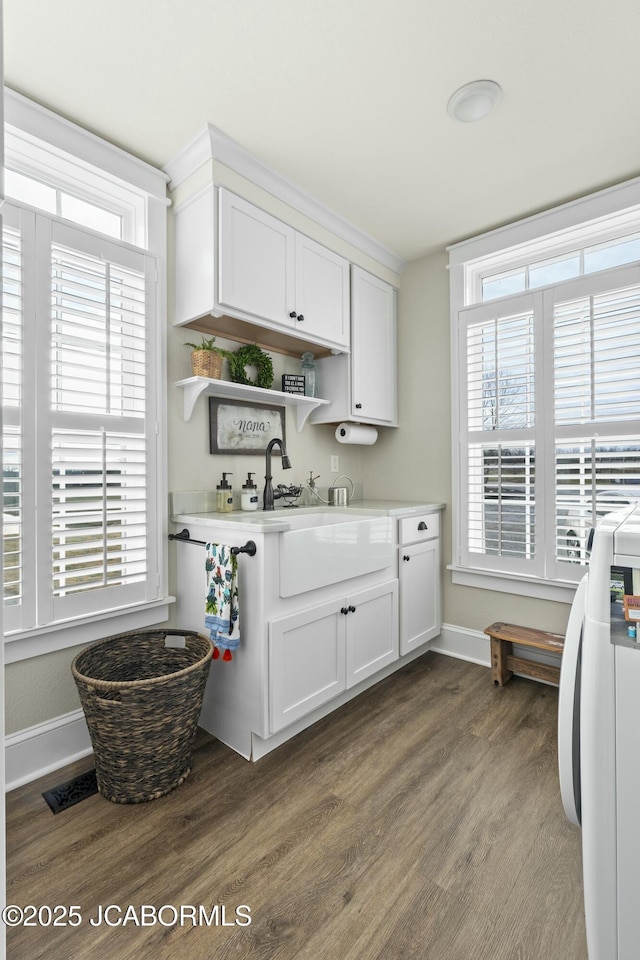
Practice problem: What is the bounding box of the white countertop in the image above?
[171,499,445,535]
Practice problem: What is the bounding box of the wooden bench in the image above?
[484,622,565,687]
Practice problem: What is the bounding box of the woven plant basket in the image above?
[191,349,223,379]
[71,629,213,804]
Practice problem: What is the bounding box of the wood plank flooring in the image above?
[6,652,587,960]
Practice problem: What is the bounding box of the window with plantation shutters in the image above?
[453,257,640,588]
[2,96,168,657]
[2,203,162,637]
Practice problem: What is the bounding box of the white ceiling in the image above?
[5,0,640,264]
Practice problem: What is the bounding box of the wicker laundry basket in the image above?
[72,629,213,804]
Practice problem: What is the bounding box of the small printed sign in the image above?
[281,374,306,395]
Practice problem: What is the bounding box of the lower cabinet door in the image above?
[269,601,346,733]
[346,581,398,689]
[400,539,441,655]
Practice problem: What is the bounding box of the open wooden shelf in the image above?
[176,377,330,431]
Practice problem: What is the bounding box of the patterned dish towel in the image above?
[204,543,240,661]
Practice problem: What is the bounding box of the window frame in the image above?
[449,175,640,603]
[2,90,171,664]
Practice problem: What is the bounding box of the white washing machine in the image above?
[558,504,640,960]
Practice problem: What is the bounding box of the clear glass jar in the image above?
[300,352,317,398]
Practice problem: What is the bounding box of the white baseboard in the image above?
[431,623,491,667]
[4,622,558,791]
[5,709,92,793]
[432,622,561,685]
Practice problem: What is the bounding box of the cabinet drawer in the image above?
[399,512,440,546]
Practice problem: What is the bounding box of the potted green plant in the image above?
[184,336,226,380]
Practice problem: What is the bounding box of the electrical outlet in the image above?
[330,455,339,473]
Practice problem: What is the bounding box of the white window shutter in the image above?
[459,295,541,577]
[45,223,154,621]
[553,276,640,573]
[2,221,23,632]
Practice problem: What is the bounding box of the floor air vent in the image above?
[42,769,98,814]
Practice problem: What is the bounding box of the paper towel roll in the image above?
[335,423,378,445]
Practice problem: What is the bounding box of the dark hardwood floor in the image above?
[6,652,587,959]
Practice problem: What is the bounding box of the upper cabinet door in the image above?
[218,188,295,328]
[294,234,349,349]
[351,266,397,424]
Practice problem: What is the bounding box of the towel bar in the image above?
[168,529,257,557]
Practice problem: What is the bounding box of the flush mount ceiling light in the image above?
[447,80,502,123]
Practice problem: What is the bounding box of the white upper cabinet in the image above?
[351,265,397,423]
[294,232,350,346]
[174,185,350,353]
[310,265,398,426]
[218,189,295,327]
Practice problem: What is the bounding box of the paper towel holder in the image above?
[335,422,379,445]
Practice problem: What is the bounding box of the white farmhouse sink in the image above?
[278,514,393,596]
[268,511,359,531]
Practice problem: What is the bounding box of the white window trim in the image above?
[4,88,169,240]
[449,175,640,603]
[3,91,172,661]
[448,175,640,279]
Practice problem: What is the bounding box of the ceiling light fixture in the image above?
[447,80,502,123]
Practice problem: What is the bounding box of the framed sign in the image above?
[209,398,286,455]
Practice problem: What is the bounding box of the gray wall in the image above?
[362,249,571,635]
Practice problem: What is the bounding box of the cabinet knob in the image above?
[341,606,349,615]
[403,554,410,561]
[289,311,297,318]
[348,604,356,613]
[355,403,362,409]
[296,313,304,322]
[418,521,428,531]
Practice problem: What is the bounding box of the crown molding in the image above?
[165,124,405,275]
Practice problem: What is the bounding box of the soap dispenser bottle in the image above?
[241,472,259,512]
[216,472,234,513]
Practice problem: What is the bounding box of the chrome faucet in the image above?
[263,437,292,510]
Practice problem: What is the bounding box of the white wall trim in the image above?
[5,710,92,793]
[446,174,640,266]
[449,565,577,604]
[431,622,491,668]
[5,599,174,664]
[5,87,169,199]
[164,123,406,276]
[4,620,561,791]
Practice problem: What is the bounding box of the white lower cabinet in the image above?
[399,538,441,655]
[269,580,398,733]
[345,581,398,689]
[269,599,346,734]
